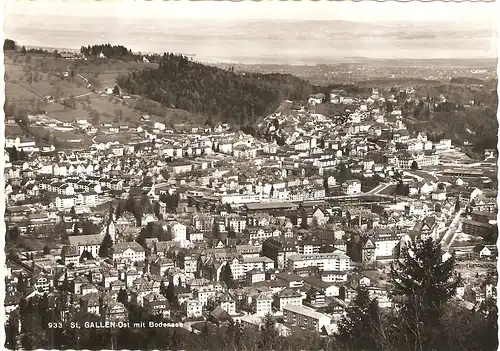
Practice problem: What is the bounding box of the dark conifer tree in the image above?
[389,237,460,350]
[98,233,114,258]
[336,286,381,350]
[220,262,234,288]
[259,314,280,351]
[117,288,128,305]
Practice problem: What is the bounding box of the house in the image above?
[143,292,171,318]
[80,292,101,315]
[32,274,51,292]
[246,269,266,284]
[103,301,128,322]
[308,93,325,106]
[472,244,492,259]
[274,288,303,311]
[303,276,340,297]
[111,241,146,263]
[341,180,362,195]
[253,292,273,317]
[168,221,187,243]
[208,292,237,316]
[304,288,326,307]
[61,245,80,266]
[150,257,175,277]
[186,298,203,318]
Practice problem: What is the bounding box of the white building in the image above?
[112,242,146,263]
[341,180,362,195]
[286,251,351,272]
[283,304,331,332]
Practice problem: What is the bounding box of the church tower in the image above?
[101,202,117,243]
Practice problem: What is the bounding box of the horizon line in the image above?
[12,43,498,66]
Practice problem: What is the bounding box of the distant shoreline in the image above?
[17,44,498,68]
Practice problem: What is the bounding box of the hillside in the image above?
[450,77,485,85]
[116,53,313,125]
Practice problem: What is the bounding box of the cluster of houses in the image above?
[4,87,497,335]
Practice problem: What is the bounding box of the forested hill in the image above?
[116,53,313,124]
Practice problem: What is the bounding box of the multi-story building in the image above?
[262,237,298,270]
[186,299,203,318]
[112,242,146,263]
[253,292,273,317]
[282,304,331,332]
[274,288,303,311]
[462,219,497,239]
[286,251,351,272]
[341,180,362,195]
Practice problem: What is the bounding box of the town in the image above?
[3,45,498,350]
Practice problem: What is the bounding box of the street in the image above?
[439,209,463,249]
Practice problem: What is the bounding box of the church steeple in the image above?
[104,202,116,242]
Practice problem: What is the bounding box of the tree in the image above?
[220,262,234,288]
[98,233,114,258]
[196,255,204,279]
[91,110,101,125]
[17,272,27,293]
[454,197,461,213]
[410,161,419,170]
[389,237,460,351]
[21,46,27,54]
[117,288,128,305]
[160,280,167,297]
[4,38,17,51]
[43,245,51,255]
[300,214,309,229]
[165,277,178,308]
[258,314,281,351]
[114,108,123,121]
[336,286,381,350]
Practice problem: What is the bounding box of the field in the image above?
[70,58,158,90]
[5,124,25,137]
[93,132,144,144]
[5,53,203,128]
[455,259,495,284]
[5,58,88,102]
[5,81,40,101]
[29,125,93,149]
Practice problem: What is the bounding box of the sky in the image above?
[3,1,498,62]
[4,0,499,23]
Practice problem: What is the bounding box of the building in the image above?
[282,304,331,332]
[286,251,351,272]
[472,244,492,258]
[186,299,203,318]
[61,245,80,266]
[168,222,187,243]
[274,288,303,311]
[67,234,104,258]
[462,219,496,239]
[253,292,273,317]
[111,242,146,263]
[341,180,362,195]
[262,237,298,269]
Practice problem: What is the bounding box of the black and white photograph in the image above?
[1,1,499,350]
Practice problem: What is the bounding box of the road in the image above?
[403,170,438,182]
[439,209,463,249]
[368,182,393,195]
[59,92,93,102]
